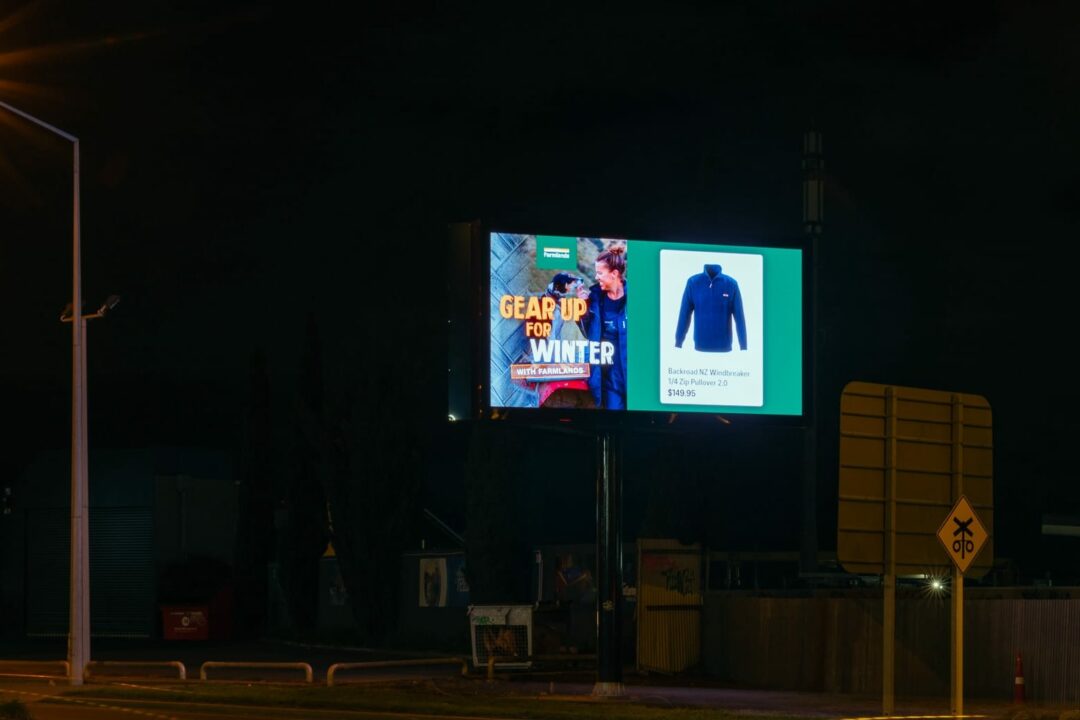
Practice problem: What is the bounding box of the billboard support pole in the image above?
[593,429,624,697]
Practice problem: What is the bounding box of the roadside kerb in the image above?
[86,660,187,680]
[200,661,313,683]
[0,659,70,680]
[327,657,469,686]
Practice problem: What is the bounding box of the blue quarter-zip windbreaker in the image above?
[675,265,747,352]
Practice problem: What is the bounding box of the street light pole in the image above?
[71,128,90,691]
[0,100,89,685]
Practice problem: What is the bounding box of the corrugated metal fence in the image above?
[25,507,155,638]
[967,599,1080,705]
[704,592,1080,703]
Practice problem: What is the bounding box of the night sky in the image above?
[2,2,1078,580]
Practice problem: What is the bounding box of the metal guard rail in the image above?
[86,660,187,680]
[327,657,468,686]
[200,661,313,683]
[0,659,70,679]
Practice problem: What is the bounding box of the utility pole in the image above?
[801,129,824,576]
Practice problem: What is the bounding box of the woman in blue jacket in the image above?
[575,245,628,410]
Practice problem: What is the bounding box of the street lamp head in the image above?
[98,294,120,315]
[60,295,120,322]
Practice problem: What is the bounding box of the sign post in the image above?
[937,494,989,716]
[837,382,993,716]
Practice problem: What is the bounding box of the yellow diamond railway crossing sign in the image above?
[937,495,989,574]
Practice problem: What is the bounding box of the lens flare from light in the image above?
[0,1,40,39]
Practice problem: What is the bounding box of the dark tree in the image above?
[233,348,275,638]
[640,435,707,545]
[305,352,424,643]
[464,423,526,602]
[278,313,330,631]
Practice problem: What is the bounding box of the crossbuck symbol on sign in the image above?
[952,517,975,558]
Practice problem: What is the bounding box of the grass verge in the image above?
[60,679,811,720]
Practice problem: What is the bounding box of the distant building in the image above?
[0,446,235,640]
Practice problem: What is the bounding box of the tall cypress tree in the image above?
[280,314,329,631]
[464,423,523,602]
[234,348,275,638]
[308,352,423,643]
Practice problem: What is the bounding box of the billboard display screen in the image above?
[489,232,803,416]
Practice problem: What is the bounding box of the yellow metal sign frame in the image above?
[838,381,993,577]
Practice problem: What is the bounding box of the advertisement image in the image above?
[490,233,628,410]
[488,232,803,416]
[659,250,764,407]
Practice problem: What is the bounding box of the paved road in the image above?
[512,680,1018,717]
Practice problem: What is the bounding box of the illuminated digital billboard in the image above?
[488,232,803,416]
